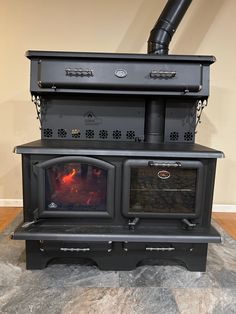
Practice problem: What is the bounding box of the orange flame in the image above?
[62,168,77,184]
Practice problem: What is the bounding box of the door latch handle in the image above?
[148,161,182,167]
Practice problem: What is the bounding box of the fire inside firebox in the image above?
[45,162,107,211]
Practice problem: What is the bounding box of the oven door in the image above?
[122,159,204,218]
[34,156,115,218]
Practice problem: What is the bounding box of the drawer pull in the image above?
[146,247,175,251]
[150,70,176,79]
[65,68,93,77]
[60,247,90,252]
[148,161,182,167]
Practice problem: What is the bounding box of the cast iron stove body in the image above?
[12,0,223,271]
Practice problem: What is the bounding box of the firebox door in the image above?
[34,156,115,218]
[122,159,204,218]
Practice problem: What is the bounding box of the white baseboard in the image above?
[0,199,236,212]
[212,204,236,213]
[0,199,23,207]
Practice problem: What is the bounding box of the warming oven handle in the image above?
[148,161,182,167]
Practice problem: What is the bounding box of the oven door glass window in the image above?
[45,162,107,212]
[122,160,203,217]
[130,166,197,214]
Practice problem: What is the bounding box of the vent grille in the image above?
[85,129,95,139]
[126,130,135,140]
[113,130,122,139]
[184,131,194,142]
[58,129,67,138]
[99,130,108,139]
[42,128,140,141]
[43,128,53,138]
[169,131,179,141]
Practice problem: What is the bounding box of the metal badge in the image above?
[115,69,127,78]
[48,202,58,209]
[157,170,171,180]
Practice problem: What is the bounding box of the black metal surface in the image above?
[28,51,214,97]
[145,99,165,143]
[36,59,202,92]
[164,100,196,143]
[15,140,224,158]
[19,154,218,229]
[24,240,209,271]
[37,95,199,144]
[148,0,192,54]
[26,50,215,62]
[12,222,220,243]
[39,97,144,142]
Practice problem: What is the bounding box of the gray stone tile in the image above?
[62,288,180,314]
[0,285,73,314]
[0,262,22,287]
[119,264,220,288]
[0,237,25,265]
[173,288,236,314]
[19,264,120,289]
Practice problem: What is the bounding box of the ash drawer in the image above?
[37,59,203,92]
[39,240,113,253]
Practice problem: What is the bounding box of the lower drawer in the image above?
[39,240,112,253]
[123,242,193,252]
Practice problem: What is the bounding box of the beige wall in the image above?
[0,0,235,203]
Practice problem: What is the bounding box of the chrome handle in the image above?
[65,68,93,77]
[148,161,182,167]
[60,247,90,252]
[146,247,175,251]
[150,70,176,79]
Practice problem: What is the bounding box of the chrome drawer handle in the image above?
[146,247,175,251]
[60,247,90,252]
[65,68,93,77]
[148,161,182,167]
[150,70,176,79]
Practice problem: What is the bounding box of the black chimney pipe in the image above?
[145,0,192,143]
[148,0,192,55]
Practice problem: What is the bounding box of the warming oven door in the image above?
[122,159,204,218]
[34,156,115,218]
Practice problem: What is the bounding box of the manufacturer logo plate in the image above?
[157,170,171,180]
[115,69,127,78]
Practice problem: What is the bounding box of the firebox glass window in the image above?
[129,166,197,214]
[45,162,107,211]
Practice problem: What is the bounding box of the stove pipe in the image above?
[145,0,192,143]
[147,0,192,55]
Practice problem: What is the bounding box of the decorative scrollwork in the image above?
[31,95,46,129]
[195,99,208,133]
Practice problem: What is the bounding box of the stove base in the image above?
[25,241,208,272]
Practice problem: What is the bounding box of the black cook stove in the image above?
[12,0,223,271]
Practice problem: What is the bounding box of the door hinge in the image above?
[128,217,140,230]
[33,208,39,220]
[182,218,197,230]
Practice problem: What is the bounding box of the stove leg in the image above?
[183,244,208,272]
[25,240,50,270]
